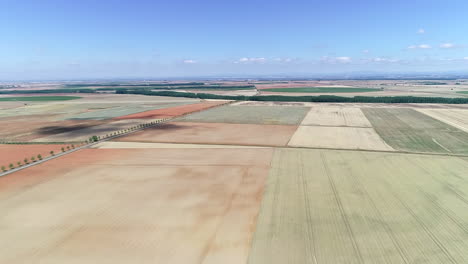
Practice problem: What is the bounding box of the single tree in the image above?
[71,144,75,149]
[24,158,28,164]
[31,156,36,162]
[37,154,42,160]
[66,146,70,150]
[17,161,22,167]
[1,166,6,172]
[9,163,14,169]
[61,147,65,152]
[50,150,55,156]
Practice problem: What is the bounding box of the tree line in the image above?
[116,89,468,104]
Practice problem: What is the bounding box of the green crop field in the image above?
[261,87,380,93]
[177,105,309,125]
[249,148,468,263]
[363,108,468,154]
[0,96,81,101]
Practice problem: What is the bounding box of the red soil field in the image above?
[0,144,74,167]
[114,121,298,146]
[115,101,227,120]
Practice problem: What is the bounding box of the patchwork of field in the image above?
[177,105,309,125]
[114,122,298,146]
[363,108,468,154]
[3,90,468,263]
[249,148,468,263]
[0,147,272,264]
[115,101,227,120]
[288,126,394,151]
[0,144,72,166]
[0,95,207,142]
[300,106,372,127]
[417,108,468,133]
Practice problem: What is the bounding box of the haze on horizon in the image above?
[1,0,467,80]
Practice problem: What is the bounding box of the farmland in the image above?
[177,105,309,125]
[300,106,372,127]
[2,85,468,263]
[416,108,468,133]
[115,122,297,146]
[260,87,380,93]
[0,96,81,101]
[0,148,272,264]
[0,144,72,166]
[363,108,468,154]
[249,148,468,263]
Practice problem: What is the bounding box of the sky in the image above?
[1,0,468,80]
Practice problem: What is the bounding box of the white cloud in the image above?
[408,44,432,49]
[440,43,455,49]
[418,28,425,34]
[183,59,197,64]
[273,57,294,63]
[464,57,468,60]
[371,57,400,63]
[439,43,464,49]
[362,49,370,54]
[321,56,352,64]
[235,57,267,63]
[336,56,352,63]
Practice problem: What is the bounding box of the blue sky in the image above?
[1,0,468,79]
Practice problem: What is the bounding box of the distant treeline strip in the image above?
[116,89,468,104]
[65,82,205,87]
[2,88,467,104]
[64,84,255,90]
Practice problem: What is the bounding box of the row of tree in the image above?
[115,89,468,104]
[1,144,77,173]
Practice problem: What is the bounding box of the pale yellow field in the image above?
[288,126,394,151]
[300,106,372,127]
[417,108,468,133]
[249,148,468,263]
[0,148,272,264]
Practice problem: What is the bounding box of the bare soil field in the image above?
[114,122,298,147]
[249,148,468,263]
[0,116,106,142]
[115,101,227,120]
[288,126,394,151]
[177,105,309,125]
[0,148,272,264]
[300,106,372,127]
[0,144,72,166]
[417,108,468,133]
[363,108,468,154]
[35,119,152,142]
